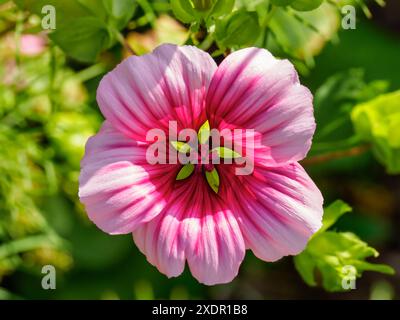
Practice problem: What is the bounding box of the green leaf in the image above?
[171,141,193,153]
[205,168,219,193]
[170,0,197,23]
[216,10,261,47]
[318,200,352,234]
[295,231,395,292]
[213,147,241,159]
[176,0,234,21]
[294,201,395,292]
[176,164,195,180]
[198,120,210,145]
[267,3,339,63]
[351,90,400,174]
[310,69,389,157]
[49,17,110,63]
[14,0,134,62]
[191,0,216,11]
[210,0,235,17]
[290,0,323,11]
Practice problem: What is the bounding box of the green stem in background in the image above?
[302,143,371,166]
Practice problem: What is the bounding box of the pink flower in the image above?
[79,44,323,285]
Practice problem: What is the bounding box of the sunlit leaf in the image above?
[271,0,296,6]
[351,91,400,174]
[170,0,197,23]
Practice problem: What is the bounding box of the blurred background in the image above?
[0,0,399,299]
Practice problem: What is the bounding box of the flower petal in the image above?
[133,173,246,285]
[79,122,178,234]
[206,47,315,165]
[97,44,217,141]
[219,162,323,262]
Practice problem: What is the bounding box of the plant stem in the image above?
[136,0,157,27]
[301,144,371,166]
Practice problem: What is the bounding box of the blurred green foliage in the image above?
[14,0,137,62]
[352,91,400,174]
[0,0,399,299]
